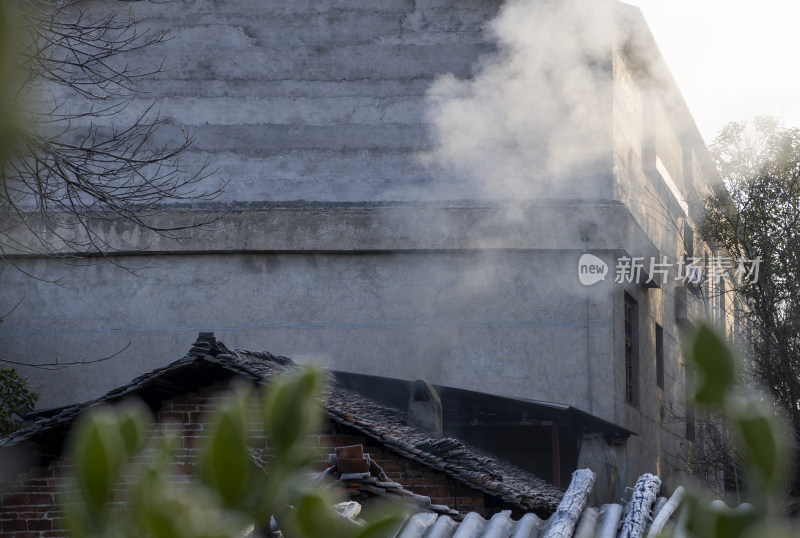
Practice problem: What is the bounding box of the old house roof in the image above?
[1,332,563,515]
[393,471,683,538]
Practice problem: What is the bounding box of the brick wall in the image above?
[0,463,68,537]
[314,421,487,515]
[1,381,494,536]
[0,382,233,537]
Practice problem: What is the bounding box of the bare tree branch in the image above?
[0,340,131,370]
[1,0,225,261]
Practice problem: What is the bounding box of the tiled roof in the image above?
[1,333,563,514]
[0,334,286,448]
[394,472,683,538]
[324,385,562,514]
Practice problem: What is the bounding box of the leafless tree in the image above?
[0,0,223,261]
[0,1,223,383]
[661,400,743,501]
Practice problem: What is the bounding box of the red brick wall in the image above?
[0,462,69,537]
[314,421,487,514]
[0,382,233,538]
[1,381,493,536]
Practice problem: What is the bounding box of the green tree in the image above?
[701,119,800,451]
[700,118,800,498]
[665,324,794,537]
[0,366,38,436]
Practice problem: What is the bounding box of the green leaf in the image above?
[0,367,38,436]
[131,440,186,538]
[115,401,150,458]
[262,367,324,453]
[708,500,761,538]
[69,407,125,511]
[728,397,787,493]
[145,498,181,538]
[63,493,94,538]
[683,496,761,538]
[690,324,738,406]
[292,492,346,538]
[198,387,252,508]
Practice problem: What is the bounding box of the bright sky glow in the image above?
[625,0,800,145]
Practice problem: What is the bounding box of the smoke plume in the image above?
[424,0,619,200]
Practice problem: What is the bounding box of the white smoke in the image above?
[424,0,620,200]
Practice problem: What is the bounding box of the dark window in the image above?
[624,293,637,406]
[655,323,664,389]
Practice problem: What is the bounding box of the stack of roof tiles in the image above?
[320,444,462,519]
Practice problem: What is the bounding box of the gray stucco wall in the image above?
[609,38,717,489]
[90,0,503,203]
[4,0,621,408]
[1,0,714,498]
[41,0,616,205]
[2,247,613,412]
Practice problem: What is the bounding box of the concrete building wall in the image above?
[5,0,618,409]
[609,28,722,491]
[2,247,616,417]
[64,0,506,203]
[2,0,720,499]
[37,0,617,206]
[613,40,694,483]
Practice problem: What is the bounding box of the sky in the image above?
[625,0,800,145]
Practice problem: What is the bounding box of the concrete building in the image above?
[1,0,726,500]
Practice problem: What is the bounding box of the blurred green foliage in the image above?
[0,0,38,439]
[0,367,38,436]
[63,367,406,538]
[0,2,26,165]
[666,324,795,537]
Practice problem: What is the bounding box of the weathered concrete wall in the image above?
[2,246,615,414]
[2,192,665,424]
[58,0,507,203]
[1,0,716,498]
[610,28,714,494]
[4,0,621,406]
[39,0,617,205]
